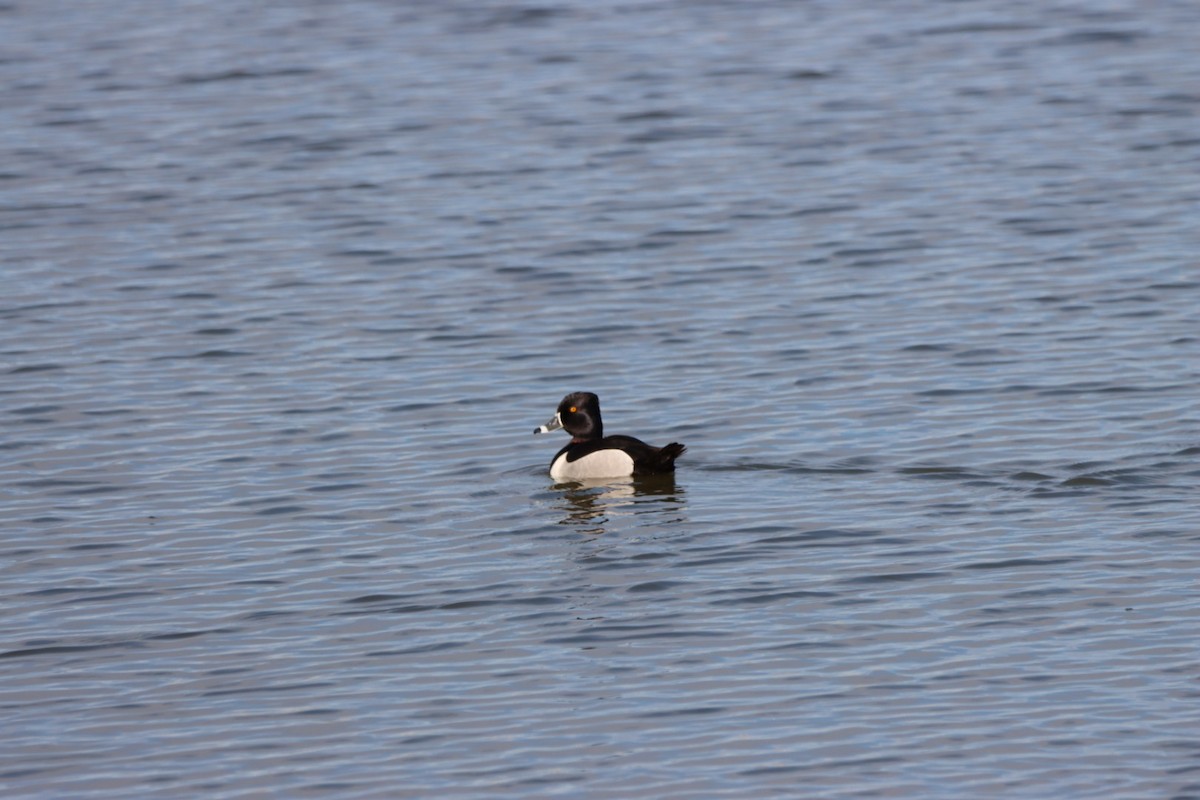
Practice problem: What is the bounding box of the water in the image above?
[2,1,1199,797]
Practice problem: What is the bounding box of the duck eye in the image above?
[568,406,577,413]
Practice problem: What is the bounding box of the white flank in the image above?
[550,449,635,480]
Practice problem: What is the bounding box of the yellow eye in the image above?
[568,406,577,413]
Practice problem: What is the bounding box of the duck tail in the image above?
[653,442,686,472]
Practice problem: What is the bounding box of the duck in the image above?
[533,392,686,480]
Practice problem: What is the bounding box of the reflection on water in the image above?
[552,474,686,535]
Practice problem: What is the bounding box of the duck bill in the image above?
[533,412,563,435]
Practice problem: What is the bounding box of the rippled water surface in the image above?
[3,1,1199,797]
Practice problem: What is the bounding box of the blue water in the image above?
[2,1,1199,797]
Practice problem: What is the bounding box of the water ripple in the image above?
[1,0,1198,798]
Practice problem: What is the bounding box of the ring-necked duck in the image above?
[533,392,686,480]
